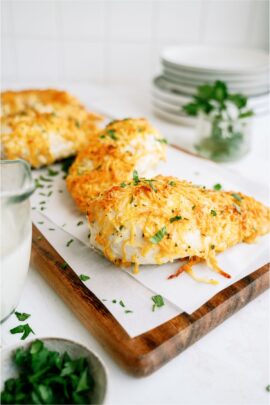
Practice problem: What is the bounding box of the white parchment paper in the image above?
[31,146,269,333]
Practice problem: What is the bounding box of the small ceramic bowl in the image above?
[1,337,108,404]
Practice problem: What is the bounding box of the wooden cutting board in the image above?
[31,225,269,377]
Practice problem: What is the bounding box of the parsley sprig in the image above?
[183,80,253,118]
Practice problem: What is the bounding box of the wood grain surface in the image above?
[31,225,269,377]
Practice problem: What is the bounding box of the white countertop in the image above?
[1,83,270,405]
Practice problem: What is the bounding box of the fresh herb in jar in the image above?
[183,81,254,162]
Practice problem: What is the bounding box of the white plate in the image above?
[152,79,270,116]
[163,67,269,89]
[155,75,270,98]
[161,60,269,82]
[152,105,197,126]
[152,97,186,114]
[152,80,192,105]
[161,46,269,74]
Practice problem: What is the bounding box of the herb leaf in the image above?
[157,138,168,144]
[10,324,35,340]
[210,209,217,216]
[15,312,31,322]
[213,183,222,191]
[79,274,90,282]
[151,295,165,311]
[133,170,140,185]
[170,215,182,223]
[150,226,167,244]
[66,239,74,247]
[145,179,157,192]
[47,168,59,176]
[231,193,242,202]
[107,129,118,140]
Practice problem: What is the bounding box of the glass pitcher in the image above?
[0,160,35,322]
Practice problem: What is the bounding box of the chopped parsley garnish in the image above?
[169,181,176,186]
[266,385,270,392]
[145,179,157,192]
[37,221,44,225]
[48,228,55,231]
[61,262,68,269]
[151,295,165,312]
[75,120,80,128]
[112,299,117,304]
[233,203,241,214]
[0,340,94,405]
[10,324,34,340]
[79,274,90,282]
[157,138,168,144]
[47,168,59,176]
[35,179,44,189]
[39,201,46,205]
[120,182,127,188]
[39,175,53,182]
[47,191,53,197]
[38,192,46,196]
[99,134,106,139]
[66,239,74,247]
[77,221,83,226]
[125,310,133,314]
[15,312,31,322]
[231,193,242,202]
[210,210,217,216]
[192,205,196,210]
[107,129,118,140]
[119,300,125,308]
[150,226,167,244]
[133,170,140,185]
[211,244,215,250]
[40,207,46,211]
[130,195,134,204]
[213,183,222,190]
[170,215,182,223]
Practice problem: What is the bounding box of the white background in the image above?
[2,0,269,85]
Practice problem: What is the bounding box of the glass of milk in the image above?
[0,160,35,322]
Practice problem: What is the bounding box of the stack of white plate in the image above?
[152,46,270,126]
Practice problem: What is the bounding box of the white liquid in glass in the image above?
[1,204,32,321]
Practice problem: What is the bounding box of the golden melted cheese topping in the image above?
[66,118,166,212]
[0,89,102,167]
[87,175,270,274]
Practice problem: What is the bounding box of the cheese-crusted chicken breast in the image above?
[67,118,167,212]
[1,89,93,122]
[87,175,270,280]
[1,89,102,168]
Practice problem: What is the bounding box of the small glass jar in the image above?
[0,160,35,322]
[194,106,252,162]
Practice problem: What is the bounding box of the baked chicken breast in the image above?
[1,89,102,168]
[66,118,167,212]
[87,175,270,280]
